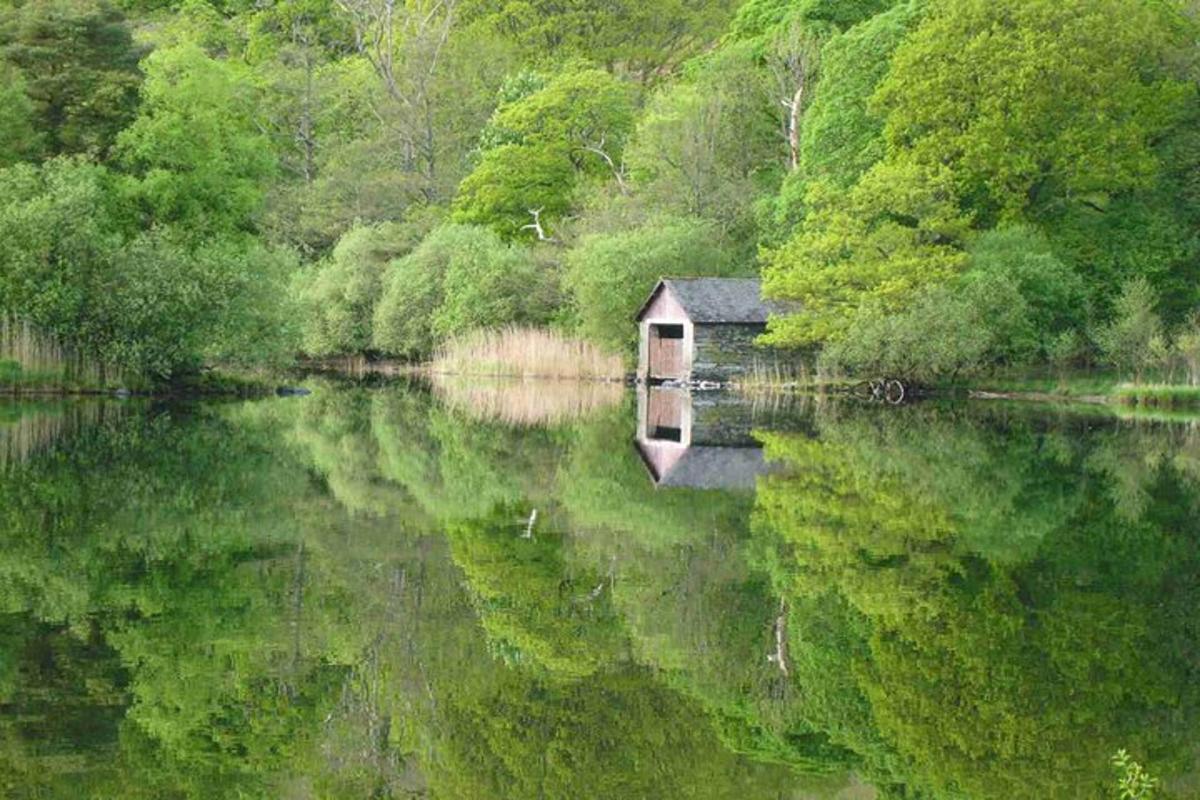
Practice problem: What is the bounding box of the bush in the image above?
[93,230,300,378]
[432,230,556,338]
[294,221,427,357]
[373,224,556,359]
[1174,313,1200,387]
[1094,277,1163,383]
[965,225,1087,350]
[565,217,738,354]
[823,272,1036,383]
[0,158,298,381]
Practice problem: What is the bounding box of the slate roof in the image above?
[655,446,771,491]
[635,278,781,324]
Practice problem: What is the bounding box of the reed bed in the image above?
[431,375,624,427]
[0,315,117,390]
[1115,383,1200,409]
[731,358,830,394]
[0,401,108,470]
[432,327,626,381]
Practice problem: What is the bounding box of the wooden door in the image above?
[649,324,685,380]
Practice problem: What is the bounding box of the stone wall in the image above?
[690,323,768,383]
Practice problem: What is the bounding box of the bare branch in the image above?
[520,208,559,244]
[580,136,630,195]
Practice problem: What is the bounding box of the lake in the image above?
[1,381,1198,799]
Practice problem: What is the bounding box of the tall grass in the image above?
[432,327,625,381]
[1114,383,1200,409]
[0,315,119,391]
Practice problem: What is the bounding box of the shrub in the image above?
[432,231,556,338]
[294,221,426,357]
[1094,277,1163,383]
[373,224,556,359]
[822,272,1036,383]
[1174,313,1200,387]
[965,225,1087,349]
[565,216,737,354]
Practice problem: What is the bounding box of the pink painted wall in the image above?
[638,285,693,379]
[640,286,688,322]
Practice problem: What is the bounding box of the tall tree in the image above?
[0,0,142,158]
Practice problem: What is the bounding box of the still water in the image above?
[1,381,1198,799]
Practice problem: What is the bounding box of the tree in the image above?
[432,231,557,339]
[1095,278,1164,384]
[457,0,739,77]
[0,158,126,347]
[373,223,556,358]
[0,63,40,166]
[0,0,143,158]
[565,216,738,353]
[793,0,918,190]
[453,65,636,238]
[117,43,277,233]
[822,273,1035,382]
[624,42,780,246]
[874,0,1191,225]
[964,225,1087,350]
[293,220,429,357]
[762,160,972,347]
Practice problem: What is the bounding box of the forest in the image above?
[1,0,1200,386]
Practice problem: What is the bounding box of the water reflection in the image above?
[635,386,787,490]
[0,387,1197,799]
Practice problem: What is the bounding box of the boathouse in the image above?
[635,278,775,384]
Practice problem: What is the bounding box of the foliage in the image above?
[766,0,1200,368]
[793,0,918,190]
[964,225,1087,348]
[7,0,1200,384]
[0,63,39,166]
[457,0,739,76]
[293,220,429,357]
[0,158,297,380]
[763,160,972,346]
[565,216,737,354]
[1095,278,1164,383]
[624,42,779,245]
[822,272,1035,382]
[0,0,143,158]
[453,65,636,238]
[117,43,276,233]
[372,224,557,359]
[874,0,1190,225]
[1112,750,1157,800]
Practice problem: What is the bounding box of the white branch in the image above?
[520,208,558,243]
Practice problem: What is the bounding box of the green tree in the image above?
[458,0,738,76]
[117,43,276,233]
[373,223,556,358]
[874,0,1190,225]
[453,65,635,238]
[624,42,780,247]
[0,0,143,158]
[566,216,738,353]
[1095,277,1164,384]
[763,160,972,346]
[0,63,40,166]
[293,220,428,357]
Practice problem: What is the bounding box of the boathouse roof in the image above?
[634,278,776,324]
